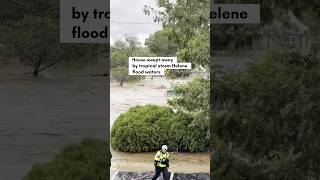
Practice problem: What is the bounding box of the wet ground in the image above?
[113,171,209,180]
[113,171,170,180]
[173,173,210,180]
[111,150,210,176]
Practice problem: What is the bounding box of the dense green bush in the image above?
[168,113,209,152]
[111,105,208,152]
[23,139,110,180]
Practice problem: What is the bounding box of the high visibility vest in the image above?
[154,150,169,168]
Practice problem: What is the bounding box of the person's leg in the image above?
[163,168,169,180]
[152,167,161,180]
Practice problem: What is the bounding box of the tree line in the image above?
[0,0,103,77]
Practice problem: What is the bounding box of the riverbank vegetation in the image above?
[23,139,110,180]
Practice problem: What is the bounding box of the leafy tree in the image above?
[24,139,110,180]
[111,36,144,68]
[111,67,143,86]
[0,0,60,31]
[0,0,102,77]
[1,16,97,77]
[145,27,180,56]
[111,35,148,86]
[169,77,210,132]
[114,36,141,54]
[145,0,210,69]
[145,27,194,79]
[110,46,128,69]
[141,0,212,136]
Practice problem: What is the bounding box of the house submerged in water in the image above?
[251,12,310,50]
[213,12,312,71]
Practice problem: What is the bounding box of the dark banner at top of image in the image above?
[211,4,260,24]
[60,0,110,43]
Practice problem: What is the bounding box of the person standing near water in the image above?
[152,145,170,180]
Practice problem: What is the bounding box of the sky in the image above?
[110,0,162,45]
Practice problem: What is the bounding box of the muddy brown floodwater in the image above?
[0,77,108,180]
[110,76,210,177]
[0,61,108,180]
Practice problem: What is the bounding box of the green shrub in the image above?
[168,113,209,152]
[111,105,208,152]
[23,139,110,180]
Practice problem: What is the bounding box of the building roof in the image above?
[287,11,309,34]
[259,11,309,35]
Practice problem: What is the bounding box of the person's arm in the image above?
[154,151,161,167]
[154,151,161,161]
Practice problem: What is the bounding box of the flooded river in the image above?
[0,77,108,180]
